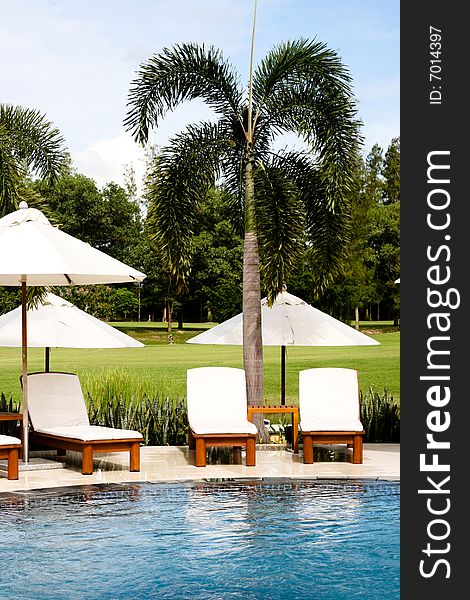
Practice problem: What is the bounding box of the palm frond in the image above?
[252,39,361,213]
[274,149,352,292]
[254,163,305,303]
[253,38,352,116]
[0,104,67,183]
[215,112,273,227]
[145,122,229,290]
[18,182,55,217]
[26,286,49,310]
[0,129,22,215]
[125,43,243,144]
[305,200,351,292]
[0,104,67,216]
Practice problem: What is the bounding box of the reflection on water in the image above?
[314,446,350,462]
[0,480,400,600]
[204,445,351,465]
[206,446,243,464]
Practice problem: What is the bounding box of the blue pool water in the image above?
[1,480,399,599]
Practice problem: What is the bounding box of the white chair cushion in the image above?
[187,367,257,435]
[189,419,257,435]
[299,368,364,432]
[35,426,143,442]
[27,372,90,430]
[0,434,21,445]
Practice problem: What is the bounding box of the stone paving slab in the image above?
[0,443,399,493]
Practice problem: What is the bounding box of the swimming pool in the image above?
[1,479,399,599]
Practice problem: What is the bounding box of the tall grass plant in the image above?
[0,331,399,405]
[83,369,188,446]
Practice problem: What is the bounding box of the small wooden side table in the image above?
[247,406,299,453]
[0,412,23,424]
[0,412,23,457]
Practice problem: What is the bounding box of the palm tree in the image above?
[0,103,67,217]
[125,38,361,407]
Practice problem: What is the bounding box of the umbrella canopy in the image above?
[0,202,146,461]
[0,203,146,285]
[0,292,143,370]
[188,290,380,404]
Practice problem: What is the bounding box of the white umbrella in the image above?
[0,202,146,461]
[0,292,143,371]
[188,290,380,404]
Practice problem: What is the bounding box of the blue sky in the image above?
[0,0,399,189]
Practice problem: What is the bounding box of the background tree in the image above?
[0,103,67,216]
[34,173,105,245]
[364,143,383,204]
[316,138,400,323]
[289,138,400,326]
[368,138,400,321]
[381,137,400,204]
[125,37,361,406]
[330,153,378,327]
[33,173,142,263]
[31,172,145,321]
[188,188,243,323]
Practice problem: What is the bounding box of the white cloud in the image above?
[361,122,400,155]
[73,132,146,191]
[73,100,218,192]
[1,1,399,186]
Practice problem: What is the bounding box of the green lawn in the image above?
[0,321,399,406]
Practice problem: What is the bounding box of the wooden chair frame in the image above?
[30,431,141,475]
[188,429,256,467]
[23,372,142,475]
[301,431,365,464]
[300,368,365,465]
[0,442,21,480]
[187,367,258,467]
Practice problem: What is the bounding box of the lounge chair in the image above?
[24,372,143,475]
[187,367,257,467]
[299,368,365,464]
[0,434,21,480]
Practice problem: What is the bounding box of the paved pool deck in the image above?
[0,443,399,493]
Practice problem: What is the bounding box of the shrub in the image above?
[360,387,400,442]
[0,392,18,412]
[1,378,400,447]
[0,393,21,437]
[82,369,188,446]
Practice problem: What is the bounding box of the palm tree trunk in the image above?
[243,145,264,407]
[167,298,174,344]
[166,277,174,344]
[243,232,263,404]
[242,0,268,441]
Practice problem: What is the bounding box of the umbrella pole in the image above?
[21,279,29,463]
[281,345,286,405]
[45,347,50,372]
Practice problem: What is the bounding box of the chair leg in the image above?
[195,438,207,467]
[292,411,299,453]
[245,438,256,466]
[82,445,93,475]
[303,435,314,464]
[8,448,19,480]
[352,435,363,464]
[233,447,242,464]
[130,442,140,472]
[188,428,195,450]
